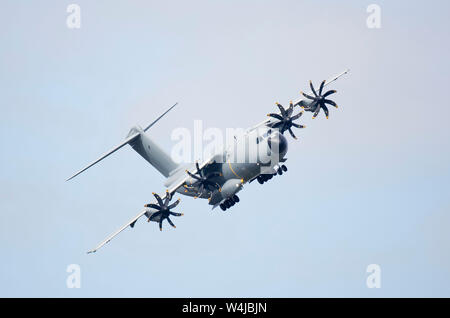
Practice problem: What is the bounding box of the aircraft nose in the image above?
[267,132,288,155]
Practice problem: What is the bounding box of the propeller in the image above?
[185,162,222,198]
[267,101,305,139]
[300,80,338,119]
[144,190,183,231]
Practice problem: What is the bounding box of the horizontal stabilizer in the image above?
[144,102,178,132]
[66,132,140,181]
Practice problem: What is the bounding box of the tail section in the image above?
[66,103,178,181]
[66,131,141,181]
[127,126,178,177]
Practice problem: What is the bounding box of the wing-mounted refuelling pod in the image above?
[220,178,244,198]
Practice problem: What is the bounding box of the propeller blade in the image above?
[197,184,205,198]
[203,179,217,190]
[276,103,287,116]
[169,212,183,217]
[324,99,337,107]
[313,104,321,118]
[153,193,164,207]
[309,81,318,97]
[144,203,161,210]
[195,162,202,177]
[168,198,181,209]
[301,92,316,100]
[268,113,284,121]
[163,190,172,206]
[288,128,297,139]
[287,101,294,116]
[166,217,176,228]
[187,170,202,181]
[323,90,337,98]
[290,111,304,121]
[318,80,326,95]
[271,121,283,129]
[205,171,221,179]
[149,211,161,220]
[291,123,305,129]
[322,104,329,118]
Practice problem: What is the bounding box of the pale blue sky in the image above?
[0,0,449,297]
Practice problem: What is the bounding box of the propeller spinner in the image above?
[185,162,222,198]
[267,101,305,139]
[144,191,183,231]
[300,80,338,119]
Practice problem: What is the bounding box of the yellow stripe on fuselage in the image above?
[228,162,242,179]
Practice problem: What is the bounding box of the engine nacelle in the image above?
[140,206,160,225]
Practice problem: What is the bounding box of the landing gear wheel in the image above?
[220,203,226,211]
[277,168,283,175]
[282,165,287,172]
[232,195,240,203]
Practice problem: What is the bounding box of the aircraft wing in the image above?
[87,153,218,254]
[87,209,148,254]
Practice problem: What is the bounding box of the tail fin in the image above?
[127,126,178,177]
[66,103,178,181]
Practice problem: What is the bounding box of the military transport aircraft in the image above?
[67,70,349,253]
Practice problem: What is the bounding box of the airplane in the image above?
[67,69,349,253]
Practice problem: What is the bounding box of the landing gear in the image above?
[258,165,287,184]
[220,195,240,211]
[277,164,287,175]
[257,174,273,184]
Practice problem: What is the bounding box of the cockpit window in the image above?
[257,129,273,144]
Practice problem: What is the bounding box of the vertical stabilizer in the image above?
[128,126,178,177]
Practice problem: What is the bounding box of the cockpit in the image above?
[267,131,288,155]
